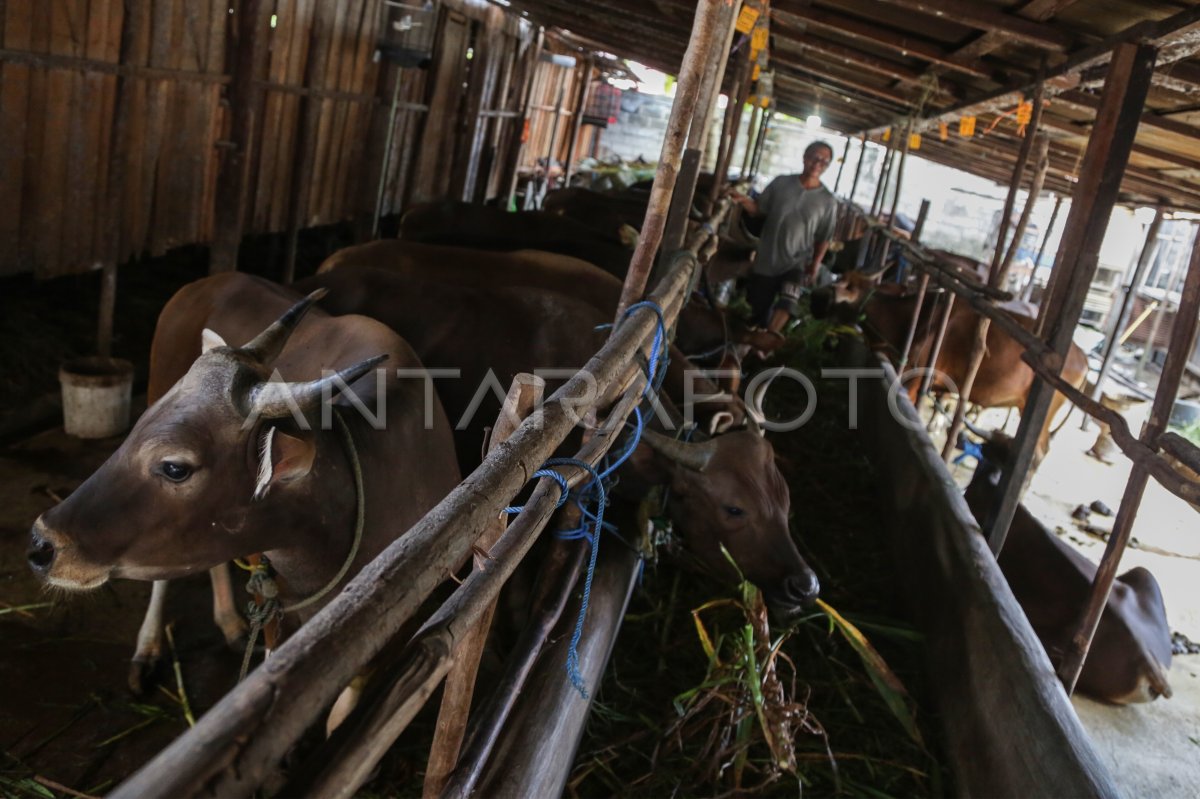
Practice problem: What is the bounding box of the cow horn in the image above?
[745,367,785,437]
[640,428,718,472]
[240,289,329,365]
[248,354,388,419]
[962,416,994,441]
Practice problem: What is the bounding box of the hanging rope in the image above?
[501,300,668,697]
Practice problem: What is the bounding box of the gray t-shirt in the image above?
[753,176,838,277]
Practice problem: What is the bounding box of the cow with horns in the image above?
[28,288,461,692]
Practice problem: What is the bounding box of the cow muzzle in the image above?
[27,524,56,575]
[27,519,110,590]
[765,570,821,623]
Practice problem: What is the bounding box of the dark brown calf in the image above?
[966,436,1173,704]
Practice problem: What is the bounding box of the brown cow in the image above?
[291,264,821,620]
[398,200,639,281]
[965,435,1173,704]
[30,281,461,690]
[811,270,1087,461]
[318,240,782,389]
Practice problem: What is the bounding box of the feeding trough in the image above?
[59,356,134,439]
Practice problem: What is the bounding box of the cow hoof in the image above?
[128,656,160,695]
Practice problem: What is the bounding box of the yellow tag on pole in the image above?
[1016,100,1033,126]
[735,6,760,34]
[751,26,769,52]
[751,63,760,81]
[882,127,891,142]
[959,116,976,137]
[939,121,949,141]
[909,133,921,150]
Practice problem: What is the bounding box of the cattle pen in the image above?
[4,1,1200,797]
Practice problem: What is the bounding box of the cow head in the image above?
[28,293,382,590]
[639,428,819,623]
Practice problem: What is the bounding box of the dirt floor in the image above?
[932,382,1200,799]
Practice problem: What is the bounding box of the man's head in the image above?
[801,141,834,179]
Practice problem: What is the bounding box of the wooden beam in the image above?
[951,0,1085,60]
[1056,89,1200,141]
[771,1,993,80]
[989,42,1157,556]
[773,57,918,108]
[772,20,926,84]
[873,0,1072,51]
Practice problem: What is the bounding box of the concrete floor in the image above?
[938,394,1200,799]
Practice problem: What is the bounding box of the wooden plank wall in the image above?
[519,49,589,175]
[0,0,532,280]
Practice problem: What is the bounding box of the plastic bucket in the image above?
[59,357,134,439]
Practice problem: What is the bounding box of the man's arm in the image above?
[729,191,760,216]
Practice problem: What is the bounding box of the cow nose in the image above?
[781,571,821,607]
[27,529,56,574]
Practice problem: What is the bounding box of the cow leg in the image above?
[210,563,248,647]
[129,579,169,694]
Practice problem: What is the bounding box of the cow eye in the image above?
[159,461,193,483]
[723,505,745,518]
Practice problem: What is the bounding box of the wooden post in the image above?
[750,107,772,177]
[918,291,955,401]
[614,0,727,321]
[561,57,593,189]
[505,30,544,210]
[1136,237,1190,378]
[708,52,751,205]
[1058,225,1200,694]
[1084,205,1166,429]
[662,0,739,257]
[543,65,569,192]
[422,375,544,799]
[987,41,1157,555]
[1000,135,1051,279]
[209,0,272,274]
[832,135,851,194]
[1024,193,1063,303]
[897,200,932,366]
[877,117,914,272]
[740,103,760,177]
[941,79,1047,463]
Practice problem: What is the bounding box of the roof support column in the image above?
[1059,220,1200,695]
[985,42,1157,556]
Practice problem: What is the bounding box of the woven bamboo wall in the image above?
[0,0,532,279]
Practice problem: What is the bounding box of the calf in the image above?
[965,436,1173,704]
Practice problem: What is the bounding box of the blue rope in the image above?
[505,301,668,698]
[502,469,570,515]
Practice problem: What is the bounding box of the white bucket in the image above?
[59,357,134,439]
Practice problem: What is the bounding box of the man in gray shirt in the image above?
[729,141,839,333]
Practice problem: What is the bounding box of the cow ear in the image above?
[617,224,639,249]
[202,328,228,353]
[253,426,316,501]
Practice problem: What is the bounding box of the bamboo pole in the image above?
[614,0,728,321]
[708,51,752,205]
[1058,224,1200,694]
[877,117,914,272]
[421,375,544,799]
